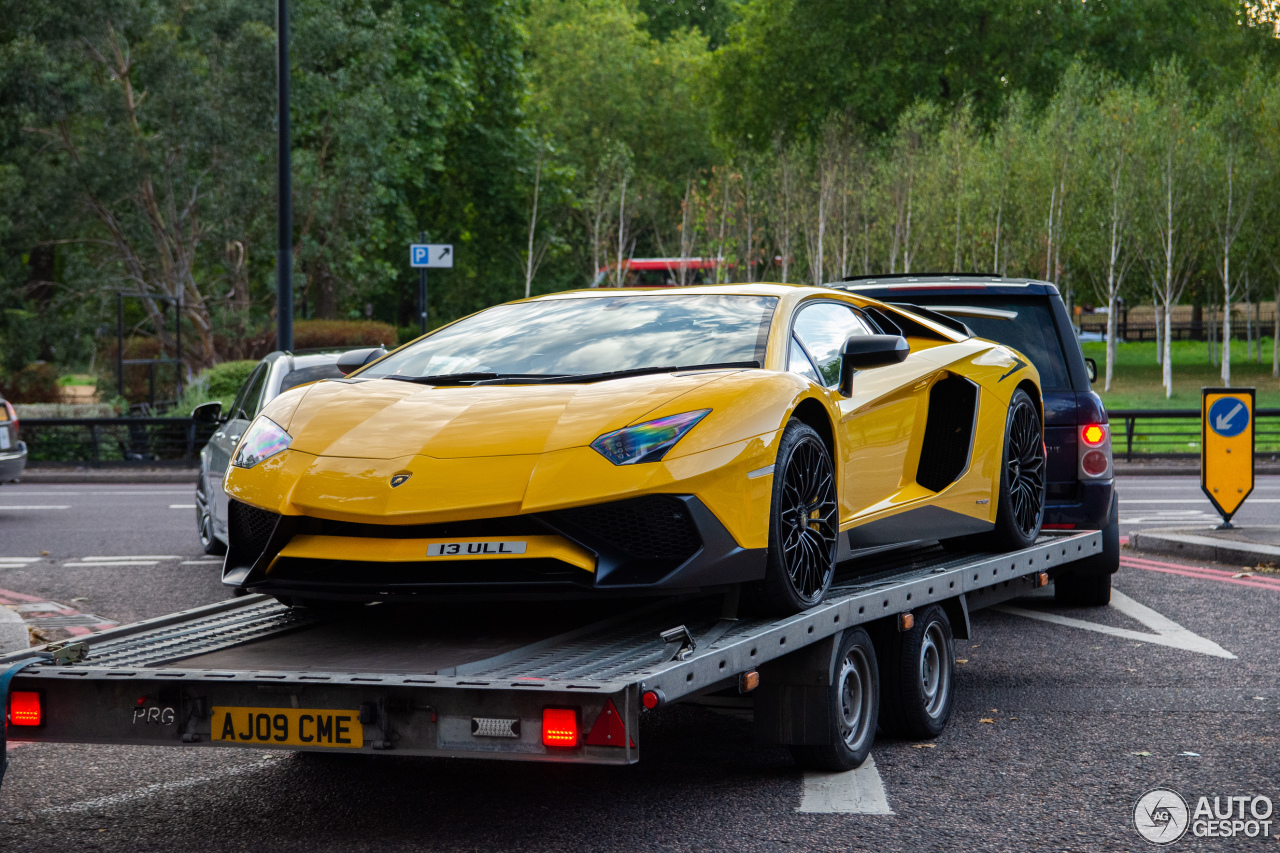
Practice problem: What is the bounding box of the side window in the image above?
[230,365,267,422]
[788,336,821,385]
[792,302,872,387]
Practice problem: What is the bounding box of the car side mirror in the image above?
[191,401,224,424]
[839,335,909,396]
[1085,357,1097,384]
[336,347,388,376]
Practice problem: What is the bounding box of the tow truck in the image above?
[1,531,1100,784]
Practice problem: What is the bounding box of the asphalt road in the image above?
[0,477,1277,851]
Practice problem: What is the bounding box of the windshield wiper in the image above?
[382,372,503,385]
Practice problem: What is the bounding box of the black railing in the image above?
[20,418,216,466]
[1080,316,1277,343]
[1108,408,1280,460]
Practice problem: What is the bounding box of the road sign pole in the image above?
[275,0,293,353]
[418,231,427,334]
[1201,386,1255,529]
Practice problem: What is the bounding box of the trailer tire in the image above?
[878,604,954,740]
[790,628,879,772]
[1054,572,1112,606]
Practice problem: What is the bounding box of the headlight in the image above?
[232,416,292,469]
[590,410,710,466]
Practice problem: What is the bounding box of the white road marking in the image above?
[169,504,196,509]
[43,754,285,815]
[64,561,161,567]
[996,590,1235,659]
[0,558,38,564]
[85,556,181,560]
[181,559,223,565]
[0,505,70,510]
[1120,498,1280,504]
[798,756,893,814]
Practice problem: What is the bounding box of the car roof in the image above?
[834,275,1060,298]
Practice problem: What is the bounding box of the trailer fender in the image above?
[753,631,842,746]
[942,594,971,641]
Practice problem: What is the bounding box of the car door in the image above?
[790,300,936,523]
[209,363,269,538]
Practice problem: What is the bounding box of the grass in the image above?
[56,374,97,387]
[1082,339,1280,410]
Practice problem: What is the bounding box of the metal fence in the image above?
[1109,408,1280,460]
[20,418,216,466]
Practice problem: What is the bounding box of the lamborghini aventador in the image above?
[220,284,1046,614]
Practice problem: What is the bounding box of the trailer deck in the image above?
[1,531,1101,770]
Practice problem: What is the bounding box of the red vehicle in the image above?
[591,258,725,287]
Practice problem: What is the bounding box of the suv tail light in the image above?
[1079,423,1112,479]
[1,400,15,441]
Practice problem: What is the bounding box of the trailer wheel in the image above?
[878,604,954,740]
[790,628,879,771]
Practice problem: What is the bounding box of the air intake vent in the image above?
[547,495,701,562]
[917,375,978,492]
[228,500,279,556]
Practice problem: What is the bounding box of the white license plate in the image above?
[0,430,9,450]
[427,540,527,557]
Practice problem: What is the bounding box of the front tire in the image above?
[751,420,838,615]
[196,486,227,556]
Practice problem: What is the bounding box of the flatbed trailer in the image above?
[0,531,1101,781]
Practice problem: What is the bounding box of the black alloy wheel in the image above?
[1005,393,1046,539]
[753,420,839,614]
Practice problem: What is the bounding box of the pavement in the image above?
[0,477,1276,851]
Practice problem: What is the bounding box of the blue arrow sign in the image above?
[410,244,454,269]
[1208,396,1249,438]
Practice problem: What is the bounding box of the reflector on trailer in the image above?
[542,708,579,747]
[585,699,634,748]
[8,691,41,727]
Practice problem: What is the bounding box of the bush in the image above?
[0,362,60,403]
[171,360,258,416]
[294,320,396,350]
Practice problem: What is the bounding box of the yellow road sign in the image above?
[1201,387,1254,526]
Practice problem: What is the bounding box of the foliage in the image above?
[293,319,397,349]
[172,359,257,415]
[0,361,58,403]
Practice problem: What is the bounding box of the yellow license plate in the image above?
[211,706,363,748]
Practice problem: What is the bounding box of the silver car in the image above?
[0,393,26,483]
[193,351,347,554]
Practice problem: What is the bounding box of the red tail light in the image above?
[1081,424,1107,447]
[8,691,42,726]
[1078,423,1112,479]
[542,708,579,747]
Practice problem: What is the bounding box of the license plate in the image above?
[211,707,363,748]
[0,430,9,450]
[427,540,527,557]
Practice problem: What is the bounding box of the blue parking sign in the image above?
[410,244,453,269]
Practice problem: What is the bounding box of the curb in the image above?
[1129,528,1280,567]
[0,605,30,654]
[17,468,199,484]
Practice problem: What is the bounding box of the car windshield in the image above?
[279,363,344,394]
[892,296,1073,390]
[363,294,777,380]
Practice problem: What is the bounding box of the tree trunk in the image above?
[1105,297,1117,392]
[1163,305,1174,398]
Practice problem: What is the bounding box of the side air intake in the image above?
[916,375,978,492]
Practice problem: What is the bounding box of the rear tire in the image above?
[790,628,880,771]
[750,420,838,615]
[878,604,955,740]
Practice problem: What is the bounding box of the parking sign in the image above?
[410,244,453,268]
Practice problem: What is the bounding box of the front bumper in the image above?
[0,441,27,482]
[221,494,766,602]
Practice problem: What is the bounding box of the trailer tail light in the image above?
[1078,423,1113,479]
[542,708,579,747]
[8,691,42,727]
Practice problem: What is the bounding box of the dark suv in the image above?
[837,275,1118,605]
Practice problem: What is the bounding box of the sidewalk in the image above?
[16,466,198,484]
[1129,526,1280,567]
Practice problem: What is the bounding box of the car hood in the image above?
[276,372,734,460]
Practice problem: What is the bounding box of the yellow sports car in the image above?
[221,284,1045,614]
